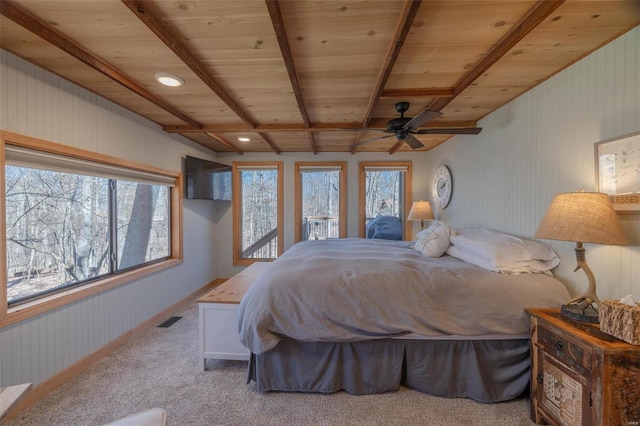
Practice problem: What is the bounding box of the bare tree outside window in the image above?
[117,181,169,270]
[240,169,279,259]
[365,170,402,222]
[5,166,109,302]
[5,166,170,304]
[301,170,340,240]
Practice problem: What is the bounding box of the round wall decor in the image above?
[433,165,452,209]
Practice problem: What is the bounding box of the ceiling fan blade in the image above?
[354,134,396,147]
[404,134,424,149]
[402,110,443,130]
[414,127,483,135]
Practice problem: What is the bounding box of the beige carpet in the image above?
[6,299,535,426]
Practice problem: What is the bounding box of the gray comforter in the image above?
[238,238,570,354]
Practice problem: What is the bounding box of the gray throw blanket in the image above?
[238,238,570,354]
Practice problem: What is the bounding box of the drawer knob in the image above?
[555,341,563,351]
[537,374,543,384]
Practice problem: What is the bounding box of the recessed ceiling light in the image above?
[238,137,251,142]
[154,73,184,87]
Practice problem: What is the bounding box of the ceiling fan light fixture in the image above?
[355,102,481,149]
[154,72,184,87]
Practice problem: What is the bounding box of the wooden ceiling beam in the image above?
[163,120,479,133]
[205,133,244,154]
[257,132,282,155]
[265,0,317,154]
[429,0,565,111]
[352,0,423,154]
[380,88,454,99]
[307,133,319,155]
[165,124,306,133]
[122,0,257,129]
[0,0,202,129]
[360,0,423,128]
[388,141,404,155]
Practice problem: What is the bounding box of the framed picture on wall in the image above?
[595,131,640,211]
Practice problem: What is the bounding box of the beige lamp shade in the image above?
[534,192,628,245]
[408,201,435,222]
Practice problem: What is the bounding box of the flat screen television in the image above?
[185,156,232,200]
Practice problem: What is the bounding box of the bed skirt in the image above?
[246,337,531,402]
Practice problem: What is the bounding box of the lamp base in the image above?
[561,303,599,323]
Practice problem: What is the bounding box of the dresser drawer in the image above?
[537,325,591,376]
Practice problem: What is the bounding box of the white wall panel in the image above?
[427,27,639,300]
[0,50,219,387]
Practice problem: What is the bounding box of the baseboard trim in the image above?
[4,278,225,422]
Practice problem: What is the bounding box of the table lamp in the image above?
[407,200,435,230]
[534,192,629,323]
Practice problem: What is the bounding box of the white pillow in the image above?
[413,221,451,257]
[446,228,559,274]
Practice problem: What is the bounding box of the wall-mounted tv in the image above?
[185,155,232,200]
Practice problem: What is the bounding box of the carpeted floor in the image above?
[6,299,536,425]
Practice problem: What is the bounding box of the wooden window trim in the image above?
[0,130,183,327]
[294,161,347,243]
[358,161,413,240]
[232,161,283,266]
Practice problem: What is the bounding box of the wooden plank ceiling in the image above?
[1,0,638,154]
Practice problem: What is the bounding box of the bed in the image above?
[238,228,570,402]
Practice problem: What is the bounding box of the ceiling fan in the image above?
[355,102,482,149]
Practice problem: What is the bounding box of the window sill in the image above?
[1,258,182,327]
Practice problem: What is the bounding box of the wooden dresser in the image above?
[526,308,640,425]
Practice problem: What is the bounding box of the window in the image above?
[1,131,182,326]
[294,162,347,242]
[359,162,412,240]
[115,180,170,270]
[232,162,283,265]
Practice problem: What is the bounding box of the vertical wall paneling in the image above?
[426,27,640,301]
[0,49,219,388]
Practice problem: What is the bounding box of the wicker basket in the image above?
[599,299,640,345]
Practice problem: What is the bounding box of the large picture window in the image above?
[1,131,182,325]
[294,162,347,242]
[359,162,412,240]
[232,162,283,265]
